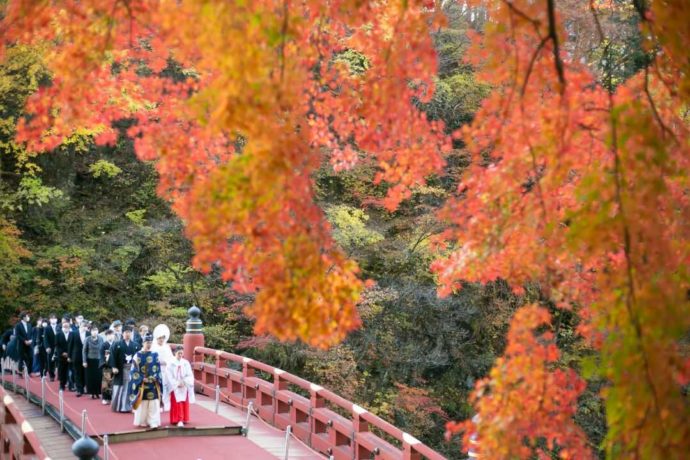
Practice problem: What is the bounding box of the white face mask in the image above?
[42,322,48,328]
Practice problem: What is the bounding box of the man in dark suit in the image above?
[126,319,139,346]
[14,312,33,373]
[44,314,59,381]
[68,321,87,396]
[55,321,72,391]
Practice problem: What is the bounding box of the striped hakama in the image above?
[111,363,133,412]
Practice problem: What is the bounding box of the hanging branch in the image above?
[546,0,565,90]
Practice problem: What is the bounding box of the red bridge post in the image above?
[183,305,204,364]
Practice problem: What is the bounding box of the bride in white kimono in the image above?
[166,345,195,427]
[151,324,175,411]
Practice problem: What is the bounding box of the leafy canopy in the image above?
[1,0,449,347]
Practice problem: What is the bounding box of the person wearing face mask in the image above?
[111,320,123,342]
[100,329,115,405]
[62,314,76,391]
[110,326,140,412]
[68,320,88,396]
[31,317,46,377]
[44,314,59,381]
[55,321,72,391]
[14,312,33,374]
[82,324,104,399]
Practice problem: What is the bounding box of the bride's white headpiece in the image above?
[153,324,170,343]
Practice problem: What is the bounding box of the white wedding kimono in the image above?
[166,357,195,405]
[151,340,175,410]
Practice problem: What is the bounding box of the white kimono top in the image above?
[152,341,175,410]
[166,358,195,404]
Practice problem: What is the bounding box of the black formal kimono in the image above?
[67,330,86,394]
[54,329,71,390]
[109,338,140,412]
[14,321,33,373]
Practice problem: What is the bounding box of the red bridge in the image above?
[0,308,446,460]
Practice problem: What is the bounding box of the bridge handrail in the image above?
[192,345,446,460]
[0,385,50,460]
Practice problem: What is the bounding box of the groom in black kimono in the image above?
[109,326,140,412]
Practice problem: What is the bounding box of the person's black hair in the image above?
[49,313,57,319]
[105,329,114,335]
[19,311,29,319]
[123,325,134,333]
[125,318,136,326]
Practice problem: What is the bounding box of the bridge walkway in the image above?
[5,391,74,460]
[2,371,323,459]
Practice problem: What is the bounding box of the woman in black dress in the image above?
[82,324,104,399]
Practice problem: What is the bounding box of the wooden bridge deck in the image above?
[2,371,323,459]
[8,395,74,460]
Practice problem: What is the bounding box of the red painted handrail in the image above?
[0,385,50,460]
[192,346,446,460]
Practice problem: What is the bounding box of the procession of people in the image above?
[0,313,195,429]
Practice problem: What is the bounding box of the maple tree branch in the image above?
[521,36,549,97]
[589,3,669,431]
[545,0,565,90]
[643,65,675,142]
[608,92,668,444]
[501,0,542,36]
[279,0,289,85]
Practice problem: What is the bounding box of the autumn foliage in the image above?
[446,305,590,458]
[436,0,690,458]
[0,0,447,347]
[3,0,690,457]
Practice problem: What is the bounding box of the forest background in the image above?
[0,1,682,458]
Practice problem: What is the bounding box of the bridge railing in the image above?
[192,346,445,460]
[0,385,49,460]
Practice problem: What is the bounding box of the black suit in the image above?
[14,321,33,372]
[54,330,71,390]
[132,330,142,349]
[43,324,58,379]
[67,330,86,394]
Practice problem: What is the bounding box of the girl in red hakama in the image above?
[167,346,195,427]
